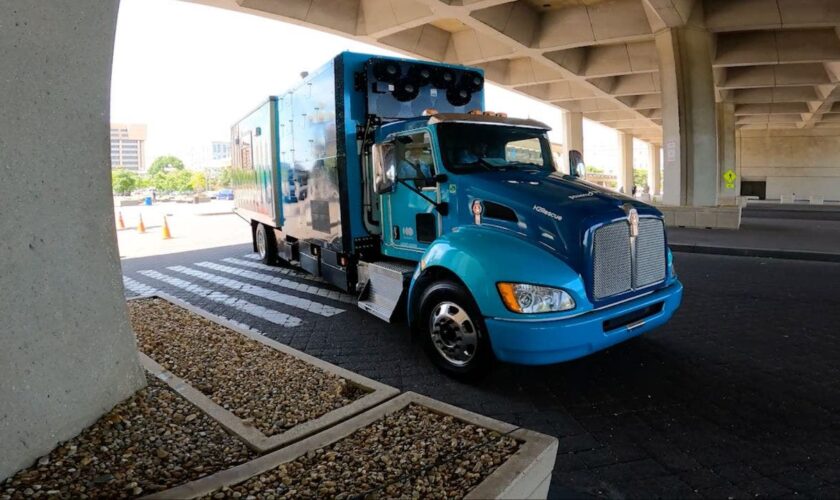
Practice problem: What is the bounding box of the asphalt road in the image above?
[122,246,840,498]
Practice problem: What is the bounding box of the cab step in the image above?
[357,260,417,322]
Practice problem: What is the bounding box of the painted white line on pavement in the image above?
[123,275,157,296]
[196,261,356,304]
[233,256,327,282]
[137,270,303,327]
[168,265,344,317]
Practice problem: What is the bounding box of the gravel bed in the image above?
[0,375,254,499]
[128,298,366,437]
[206,404,521,499]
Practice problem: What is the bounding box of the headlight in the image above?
[497,283,575,314]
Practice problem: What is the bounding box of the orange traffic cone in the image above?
[137,214,146,234]
[118,212,125,230]
[162,216,172,240]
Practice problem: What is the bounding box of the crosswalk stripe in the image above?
[123,275,157,296]
[137,270,302,327]
[243,254,260,260]
[196,261,356,304]
[223,257,331,284]
[168,265,344,317]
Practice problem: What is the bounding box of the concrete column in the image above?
[0,0,145,480]
[618,132,634,195]
[649,144,662,197]
[564,111,584,154]
[655,25,719,207]
[717,102,738,203]
[563,111,584,175]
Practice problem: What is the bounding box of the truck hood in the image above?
[459,169,663,266]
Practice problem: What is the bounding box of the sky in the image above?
[111,0,627,172]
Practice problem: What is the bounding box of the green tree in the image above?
[169,170,193,193]
[111,168,138,195]
[190,171,208,192]
[217,166,233,188]
[148,155,185,176]
[586,165,604,174]
[633,168,648,190]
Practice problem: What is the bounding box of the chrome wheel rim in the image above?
[429,301,478,367]
[256,226,267,258]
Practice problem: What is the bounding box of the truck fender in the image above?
[407,225,590,324]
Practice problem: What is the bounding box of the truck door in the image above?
[381,131,439,258]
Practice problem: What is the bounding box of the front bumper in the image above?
[485,280,683,365]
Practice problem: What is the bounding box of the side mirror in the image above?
[373,142,396,194]
[568,150,586,178]
[433,173,448,184]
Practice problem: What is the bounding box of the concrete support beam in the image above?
[649,143,662,196]
[0,0,145,481]
[656,26,719,207]
[564,111,584,155]
[717,102,739,202]
[618,132,635,195]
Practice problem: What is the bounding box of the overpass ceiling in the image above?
[189,0,840,141]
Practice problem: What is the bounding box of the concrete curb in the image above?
[670,244,840,263]
[146,392,558,500]
[128,293,400,453]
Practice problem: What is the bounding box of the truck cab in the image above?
[231,52,682,377]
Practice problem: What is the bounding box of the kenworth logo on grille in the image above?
[533,205,563,221]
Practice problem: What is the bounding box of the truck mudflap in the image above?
[484,281,683,366]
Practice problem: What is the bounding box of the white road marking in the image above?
[137,270,302,327]
[232,256,329,283]
[123,275,157,296]
[168,265,344,317]
[197,261,356,304]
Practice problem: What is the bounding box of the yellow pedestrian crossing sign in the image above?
[723,169,736,189]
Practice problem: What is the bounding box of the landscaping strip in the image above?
[127,294,399,453]
[149,392,559,500]
[0,376,255,499]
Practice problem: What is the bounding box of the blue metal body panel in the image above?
[486,281,683,365]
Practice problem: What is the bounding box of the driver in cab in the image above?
[398,145,434,188]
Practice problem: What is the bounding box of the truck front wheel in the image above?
[417,280,493,378]
[255,223,278,265]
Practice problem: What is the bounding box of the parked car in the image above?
[217,188,234,200]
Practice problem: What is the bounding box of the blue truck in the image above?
[231,52,683,376]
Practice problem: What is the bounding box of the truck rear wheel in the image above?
[417,280,493,378]
[255,223,278,265]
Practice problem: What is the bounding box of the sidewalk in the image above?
[669,214,840,262]
[115,200,251,259]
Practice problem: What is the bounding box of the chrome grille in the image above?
[592,217,666,300]
[634,219,666,288]
[592,222,632,299]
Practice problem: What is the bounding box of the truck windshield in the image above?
[436,122,555,173]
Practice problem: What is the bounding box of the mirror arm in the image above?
[395,178,448,214]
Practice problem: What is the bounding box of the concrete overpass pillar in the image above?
[717,102,738,203]
[649,143,662,197]
[564,111,584,156]
[655,26,718,207]
[618,132,634,195]
[0,0,145,480]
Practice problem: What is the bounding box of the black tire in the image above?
[417,280,494,379]
[255,223,278,265]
